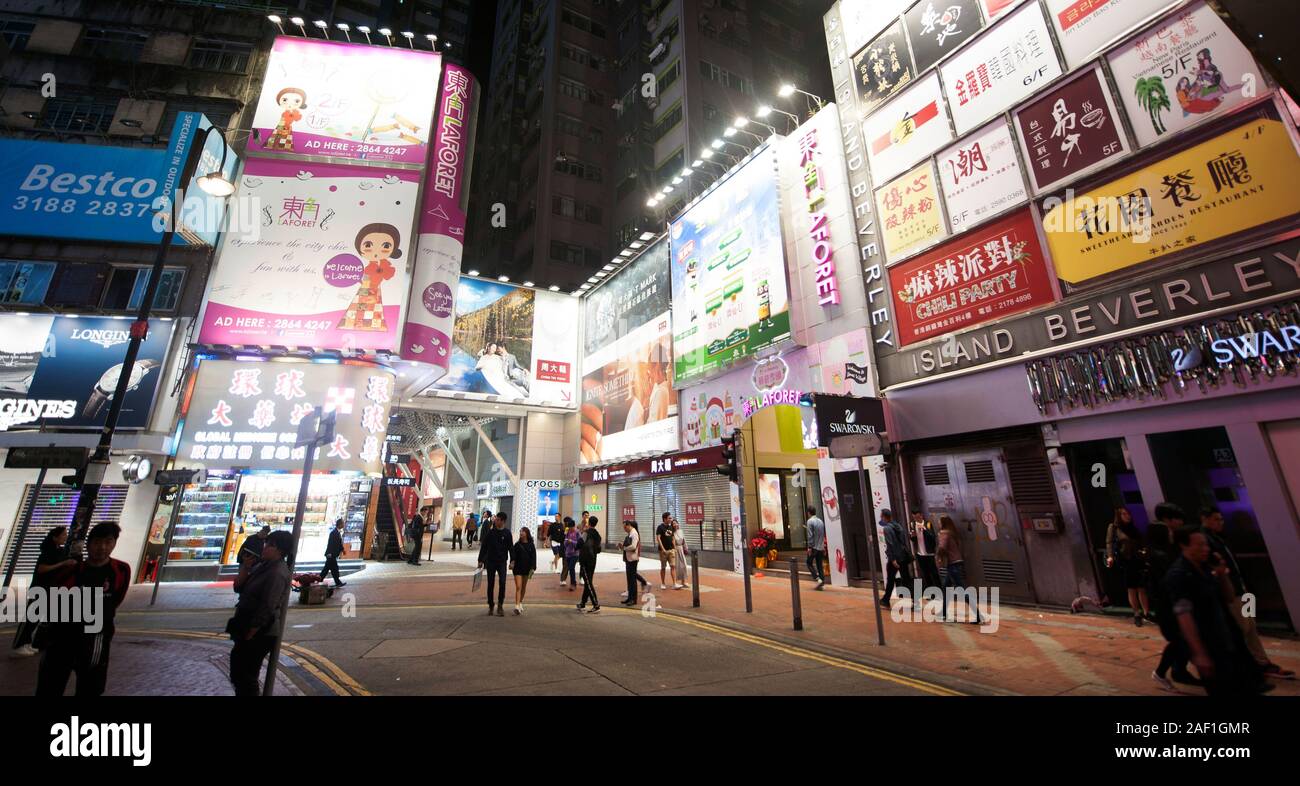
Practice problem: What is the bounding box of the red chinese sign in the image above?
[889,208,1058,346]
[536,360,571,382]
[621,505,636,521]
[1014,65,1129,194]
[685,502,705,527]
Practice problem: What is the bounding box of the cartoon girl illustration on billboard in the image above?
[265,87,307,151]
[1176,48,1238,116]
[338,223,402,332]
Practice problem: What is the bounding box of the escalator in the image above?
[371,484,407,561]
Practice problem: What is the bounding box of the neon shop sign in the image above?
[799,127,840,306]
[741,388,804,420]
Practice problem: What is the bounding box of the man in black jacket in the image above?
[478,512,513,616]
[320,518,346,587]
[239,525,272,565]
[576,515,602,613]
[407,507,425,566]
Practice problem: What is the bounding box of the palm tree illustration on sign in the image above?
[1134,77,1171,137]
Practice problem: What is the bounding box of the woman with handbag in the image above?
[228,530,293,696]
[510,526,537,615]
[12,526,76,656]
[937,516,982,625]
[1105,506,1152,627]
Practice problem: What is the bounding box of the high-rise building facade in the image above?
[467,0,833,292]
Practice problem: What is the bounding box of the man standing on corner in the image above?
[805,506,827,590]
[406,505,426,566]
[478,511,514,616]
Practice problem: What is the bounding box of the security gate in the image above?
[911,449,1035,602]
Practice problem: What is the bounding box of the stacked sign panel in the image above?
[669,146,791,386]
[580,240,677,463]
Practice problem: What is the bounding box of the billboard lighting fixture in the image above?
[671,176,683,185]
[336,22,351,41]
[619,249,633,257]
[401,31,415,48]
[639,232,655,241]
[549,285,561,292]
[466,268,479,276]
[523,280,534,287]
[290,17,307,36]
[711,139,724,149]
[313,20,329,38]
[268,15,285,33]
[681,167,693,177]
[357,25,372,44]
[497,274,510,282]
[628,240,644,249]
[723,126,738,138]
[663,185,674,193]
[646,197,658,207]
[595,271,608,278]
[378,27,393,45]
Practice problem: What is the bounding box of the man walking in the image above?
[805,506,827,590]
[620,520,643,606]
[1199,506,1295,680]
[879,510,913,607]
[478,511,513,616]
[320,517,346,588]
[465,512,478,547]
[577,515,602,613]
[656,512,677,590]
[1165,528,1269,695]
[36,522,131,697]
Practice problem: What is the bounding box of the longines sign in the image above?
[877,235,1300,388]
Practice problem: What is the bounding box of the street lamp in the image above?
[313,20,329,38]
[378,27,393,45]
[336,22,351,42]
[290,16,307,36]
[426,33,438,48]
[779,82,826,111]
[401,31,415,48]
[67,125,236,544]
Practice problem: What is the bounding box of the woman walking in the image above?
[12,526,76,656]
[228,530,293,696]
[672,520,688,589]
[562,518,580,590]
[1105,506,1152,626]
[511,526,537,615]
[936,516,982,624]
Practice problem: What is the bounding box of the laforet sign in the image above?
[876,234,1300,386]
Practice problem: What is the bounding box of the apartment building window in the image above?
[552,195,603,224]
[550,240,603,268]
[555,155,603,182]
[652,103,683,142]
[0,16,35,53]
[561,6,606,38]
[561,41,603,70]
[699,59,753,95]
[101,267,186,312]
[187,38,253,73]
[654,149,686,183]
[658,60,681,93]
[559,77,604,106]
[81,26,149,61]
[556,113,603,144]
[40,97,117,134]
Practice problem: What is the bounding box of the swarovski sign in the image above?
[812,393,887,447]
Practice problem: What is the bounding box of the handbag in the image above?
[471,567,483,593]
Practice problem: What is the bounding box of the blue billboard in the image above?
[0,315,172,431]
[0,112,234,246]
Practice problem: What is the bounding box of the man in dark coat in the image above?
[320,518,346,587]
[477,512,514,616]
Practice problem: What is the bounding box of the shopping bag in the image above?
[471,567,483,593]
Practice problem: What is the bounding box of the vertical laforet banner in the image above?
[402,63,481,378]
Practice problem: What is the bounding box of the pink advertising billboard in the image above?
[250,36,442,165]
[400,63,480,372]
[197,158,420,352]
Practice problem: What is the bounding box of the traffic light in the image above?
[716,434,738,483]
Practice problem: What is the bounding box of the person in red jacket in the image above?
[36,522,131,697]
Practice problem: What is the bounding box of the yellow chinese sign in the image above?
[876,161,948,263]
[1042,118,1300,284]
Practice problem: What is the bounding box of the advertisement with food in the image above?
[669,146,791,386]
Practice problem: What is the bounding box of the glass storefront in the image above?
[755,467,823,550]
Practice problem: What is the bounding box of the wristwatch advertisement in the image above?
[82,359,160,419]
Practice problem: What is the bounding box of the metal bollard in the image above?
[691,550,700,608]
[790,558,803,631]
[742,547,753,613]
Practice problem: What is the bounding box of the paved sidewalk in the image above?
[109,550,1300,696]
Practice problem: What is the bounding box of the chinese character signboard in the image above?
[175,359,395,474]
[1014,64,1131,194]
[939,1,1063,135]
[430,277,579,408]
[250,37,442,165]
[851,21,914,115]
[905,0,986,74]
[861,72,954,185]
[938,120,1028,233]
[1108,1,1261,148]
[581,240,678,464]
[198,158,419,352]
[1044,0,1179,70]
[401,63,480,375]
[669,146,791,386]
[1041,116,1300,284]
[876,161,949,262]
[840,0,915,64]
[890,208,1057,346]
